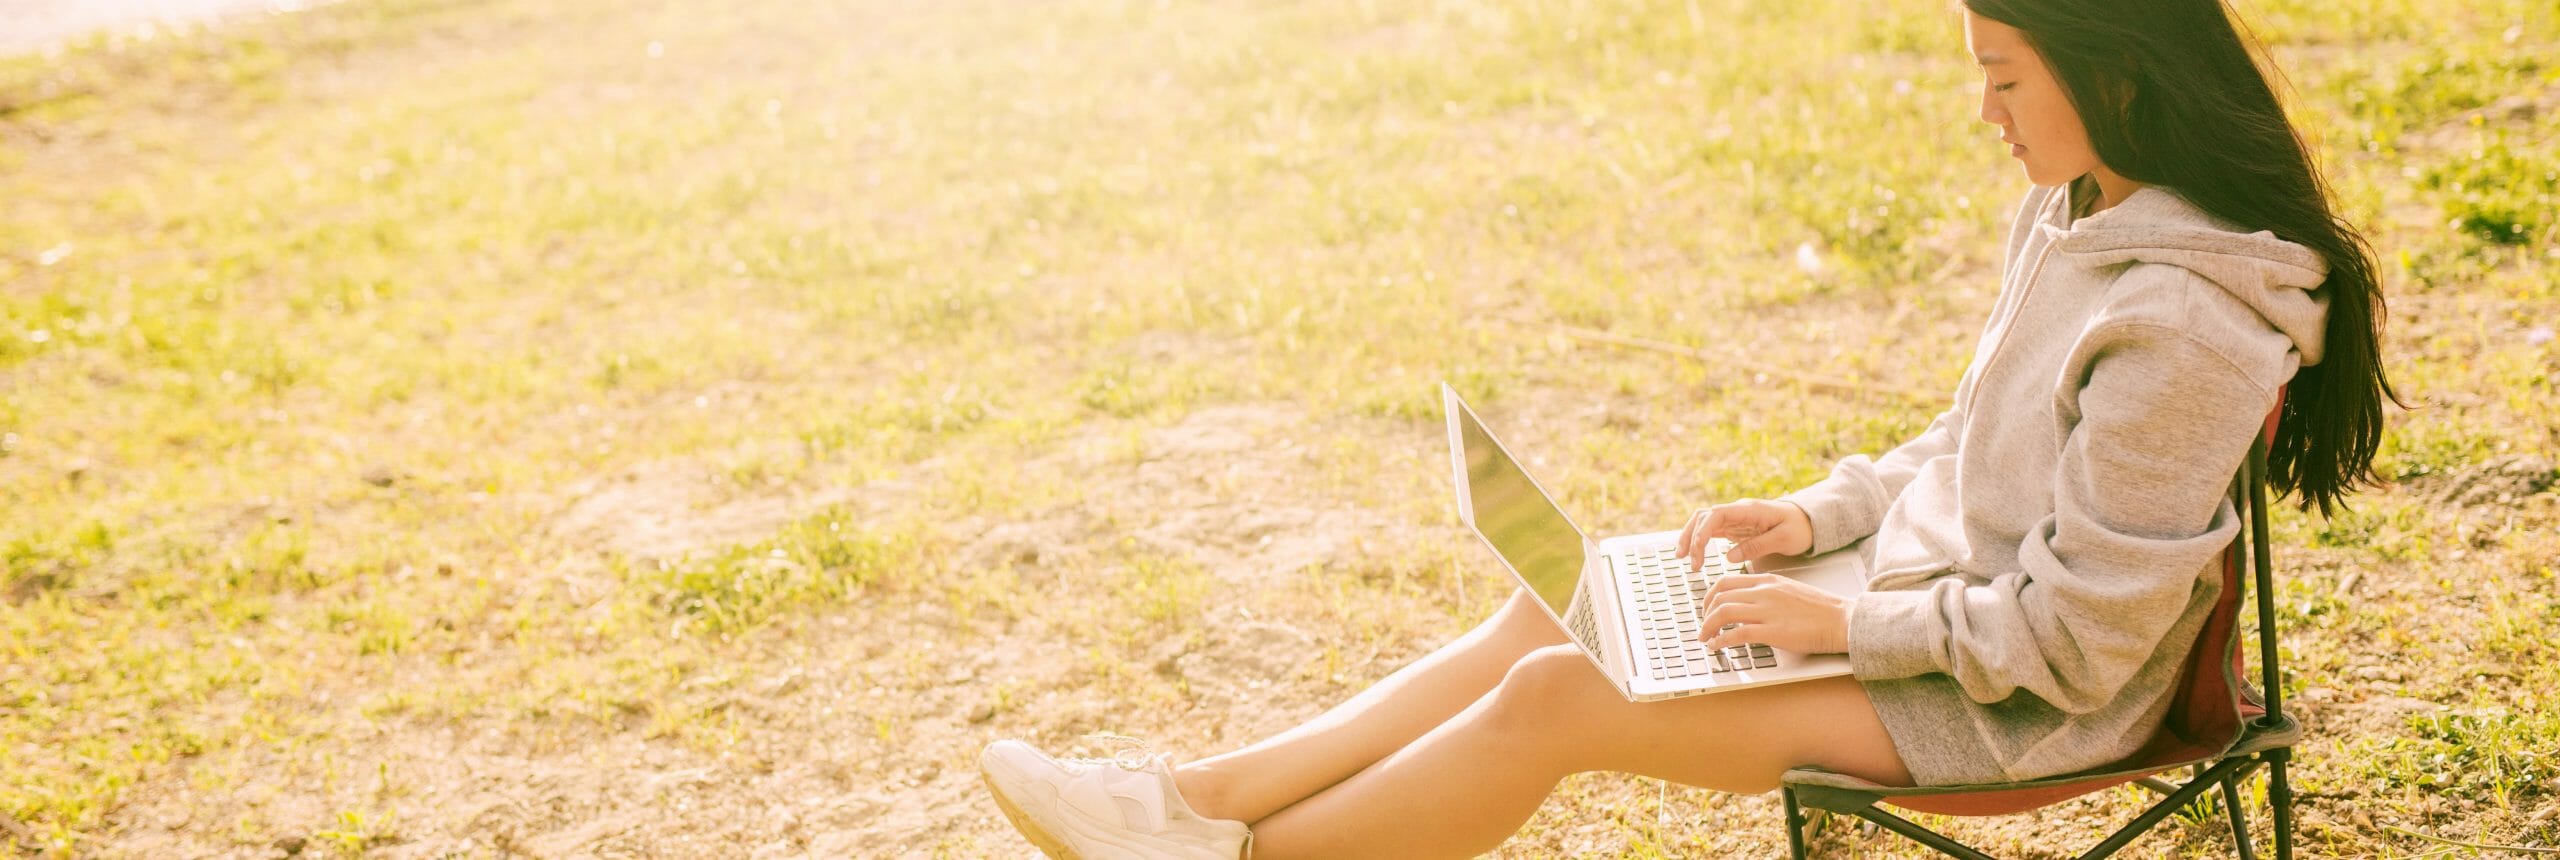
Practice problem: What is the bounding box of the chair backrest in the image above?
[2153,394,2286,757]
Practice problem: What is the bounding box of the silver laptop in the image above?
[1444,383,1867,701]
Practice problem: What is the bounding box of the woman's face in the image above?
[1964,12,2102,188]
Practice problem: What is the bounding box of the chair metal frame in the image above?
[1778,428,2298,860]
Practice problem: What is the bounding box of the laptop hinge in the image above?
[1592,551,1643,689]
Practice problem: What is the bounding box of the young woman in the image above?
[978,0,2395,856]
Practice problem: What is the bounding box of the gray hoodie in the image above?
[1781,183,2328,785]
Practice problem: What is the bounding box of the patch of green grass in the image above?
[2354,709,2560,811]
[1075,357,1231,419]
[1110,547,1214,628]
[2319,36,2553,147]
[2305,498,2436,561]
[0,518,112,597]
[2421,130,2560,246]
[307,808,400,857]
[2475,577,2560,669]
[799,381,1004,459]
[635,512,923,637]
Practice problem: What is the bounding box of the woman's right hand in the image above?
[1677,499,1815,571]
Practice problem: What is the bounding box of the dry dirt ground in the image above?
[91,403,1474,858]
[89,391,2533,859]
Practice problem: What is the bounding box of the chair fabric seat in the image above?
[1782,714,2300,817]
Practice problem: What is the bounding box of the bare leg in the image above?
[1173,587,1565,824]
[1248,644,1913,860]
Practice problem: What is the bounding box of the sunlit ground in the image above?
[1,0,2555,855]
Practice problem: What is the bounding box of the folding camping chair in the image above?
[1777,403,2299,859]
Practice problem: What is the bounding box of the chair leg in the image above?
[2078,755,2258,860]
[1782,788,1810,860]
[1858,806,2004,860]
[2268,750,2295,860]
[2221,771,2256,860]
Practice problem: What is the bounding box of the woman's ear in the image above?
[2093,71,2140,167]
[2096,65,2136,124]
[2102,56,2140,122]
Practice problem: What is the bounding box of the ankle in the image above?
[1171,763,1242,823]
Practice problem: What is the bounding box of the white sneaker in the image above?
[978,733,1252,860]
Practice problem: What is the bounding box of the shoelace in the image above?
[1071,731,1165,771]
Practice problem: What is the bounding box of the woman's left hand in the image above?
[1696,573,1853,655]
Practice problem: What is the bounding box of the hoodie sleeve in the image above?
[1845,301,2279,712]
[1779,407,1963,556]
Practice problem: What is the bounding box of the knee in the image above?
[1481,644,1593,731]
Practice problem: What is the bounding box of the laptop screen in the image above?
[1450,393,1589,621]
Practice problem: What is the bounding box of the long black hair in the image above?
[1964,0,2400,516]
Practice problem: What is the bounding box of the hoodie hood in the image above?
[2039,186,2331,366]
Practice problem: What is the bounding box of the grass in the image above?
[635,513,923,637]
[1,0,2557,855]
[2422,129,2560,246]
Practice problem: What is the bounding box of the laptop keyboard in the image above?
[1564,589,1600,651]
[1623,546,1778,677]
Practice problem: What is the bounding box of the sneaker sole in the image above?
[981,763,1078,860]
